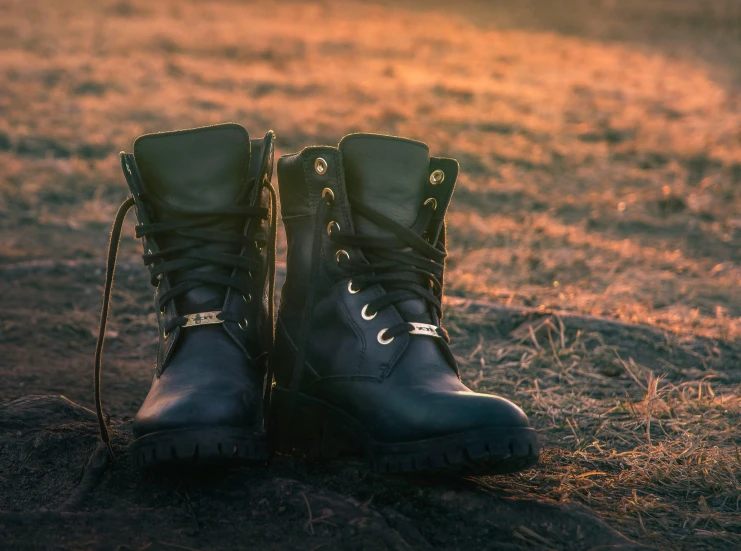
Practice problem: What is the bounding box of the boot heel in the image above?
[269,386,363,460]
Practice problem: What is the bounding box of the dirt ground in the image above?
[1,0,740,549]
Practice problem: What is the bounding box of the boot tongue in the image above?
[339,133,430,237]
[134,123,251,212]
[134,124,253,314]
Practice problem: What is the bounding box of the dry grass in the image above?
[448,307,741,549]
[0,0,740,549]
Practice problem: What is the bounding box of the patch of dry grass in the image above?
[448,306,741,549]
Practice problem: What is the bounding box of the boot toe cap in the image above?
[449,390,531,429]
[133,384,260,438]
[313,378,532,444]
[387,389,531,441]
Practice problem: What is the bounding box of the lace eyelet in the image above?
[424,197,437,211]
[327,220,340,236]
[238,319,249,330]
[242,293,252,304]
[163,330,169,341]
[361,304,377,320]
[315,158,328,175]
[377,329,394,345]
[335,249,349,264]
[348,280,359,294]
[160,305,166,318]
[322,187,334,204]
[430,169,445,185]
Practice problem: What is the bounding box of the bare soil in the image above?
[1,1,740,550]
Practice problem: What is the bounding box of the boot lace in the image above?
[283,190,457,427]
[93,181,277,457]
[329,199,449,341]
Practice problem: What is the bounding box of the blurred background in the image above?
[1,0,739,338]
[1,2,741,548]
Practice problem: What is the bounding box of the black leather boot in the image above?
[93,123,277,469]
[271,133,539,475]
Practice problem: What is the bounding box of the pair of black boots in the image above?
[94,123,539,475]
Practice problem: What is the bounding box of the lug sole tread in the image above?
[270,388,539,476]
[130,427,269,470]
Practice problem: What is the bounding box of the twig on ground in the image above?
[55,440,110,513]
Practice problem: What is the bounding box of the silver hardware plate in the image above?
[409,322,441,338]
[182,311,223,328]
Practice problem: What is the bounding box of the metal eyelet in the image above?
[361,304,377,321]
[322,187,334,204]
[315,157,328,175]
[160,304,166,318]
[348,280,359,294]
[238,319,249,330]
[327,220,340,236]
[377,329,394,345]
[163,330,169,342]
[335,249,349,263]
[430,169,445,185]
[424,197,438,211]
[255,241,264,251]
[242,293,252,304]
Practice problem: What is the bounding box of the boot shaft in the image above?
[277,133,458,318]
[121,124,276,371]
[275,133,458,388]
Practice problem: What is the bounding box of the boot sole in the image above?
[129,427,269,470]
[270,386,539,475]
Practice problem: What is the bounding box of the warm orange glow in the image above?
[1,1,740,549]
